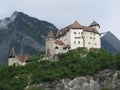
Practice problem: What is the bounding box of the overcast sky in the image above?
[0,0,120,39]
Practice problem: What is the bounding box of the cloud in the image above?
[0,0,120,39]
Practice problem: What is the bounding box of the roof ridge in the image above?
[70,21,82,28]
[89,21,99,27]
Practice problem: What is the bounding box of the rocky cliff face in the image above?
[27,69,120,90]
[0,11,58,65]
[94,69,120,90]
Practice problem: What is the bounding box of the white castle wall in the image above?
[83,31,101,49]
[45,24,101,59]
[70,29,84,49]
[8,57,26,66]
[59,30,71,45]
[45,38,55,58]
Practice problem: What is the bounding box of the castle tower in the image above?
[9,48,15,58]
[8,48,16,66]
[45,31,55,58]
[89,21,101,48]
[89,21,100,32]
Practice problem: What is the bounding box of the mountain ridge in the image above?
[101,31,120,54]
[0,11,58,65]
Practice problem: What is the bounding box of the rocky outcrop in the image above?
[26,69,120,90]
[94,69,120,90]
[26,77,99,90]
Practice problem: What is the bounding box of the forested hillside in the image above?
[0,48,120,90]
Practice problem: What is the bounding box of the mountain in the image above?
[101,31,120,54]
[0,11,58,65]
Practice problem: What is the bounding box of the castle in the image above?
[8,20,101,65]
[45,21,101,59]
[8,48,30,66]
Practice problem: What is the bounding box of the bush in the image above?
[0,48,120,89]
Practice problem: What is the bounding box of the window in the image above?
[90,37,92,39]
[78,41,80,44]
[74,32,76,34]
[88,42,91,44]
[63,47,66,50]
[55,46,58,49]
[93,37,95,39]
[90,32,92,35]
[74,41,76,44]
[75,37,81,39]
[95,43,97,45]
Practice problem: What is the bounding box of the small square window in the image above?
[74,41,76,44]
[88,42,91,44]
[90,37,92,39]
[74,32,76,34]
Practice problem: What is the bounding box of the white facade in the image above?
[45,21,101,59]
[8,57,26,66]
[83,31,101,49]
[70,29,84,49]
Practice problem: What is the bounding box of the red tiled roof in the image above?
[82,26,98,33]
[55,40,65,45]
[56,21,82,37]
[17,55,29,62]
[56,21,99,37]
[89,21,100,27]
[69,21,82,29]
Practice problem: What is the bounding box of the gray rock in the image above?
[27,69,120,90]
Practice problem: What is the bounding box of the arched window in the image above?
[55,46,58,49]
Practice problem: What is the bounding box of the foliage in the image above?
[26,86,45,90]
[0,48,120,89]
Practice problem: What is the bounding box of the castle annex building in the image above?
[45,21,101,58]
[8,48,30,66]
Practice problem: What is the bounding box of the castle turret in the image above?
[46,31,54,39]
[9,48,15,58]
[89,21,100,33]
[45,31,55,58]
